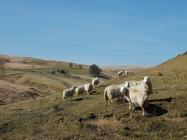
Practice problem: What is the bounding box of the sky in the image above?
[0,0,187,66]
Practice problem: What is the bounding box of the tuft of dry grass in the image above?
[88,118,120,130]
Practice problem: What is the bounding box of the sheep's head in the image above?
[143,76,150,83]
[124,82,130,88]
[143,76,152,94]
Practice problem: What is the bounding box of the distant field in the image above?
[4,62,46,69]
[0,55,92,105]
[0,53,187,139]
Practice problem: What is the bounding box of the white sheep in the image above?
[104,83,130,107]
[118,71,124,77]
[124,76,153,116]
[83,83,94,95]
[92,77,100,87]
[75,85,86,96]
[125,70,128,75]
[63,85,77,100]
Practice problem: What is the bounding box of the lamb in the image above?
[63,85,77,100]
[83,83,94,95]
[75,85,86,96]
[125,76,153,116]
[92,77,100,87]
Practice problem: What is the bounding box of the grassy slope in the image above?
[0,53,187,140]
[0,56,91,105]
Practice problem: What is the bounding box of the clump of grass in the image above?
[88,118,120,130]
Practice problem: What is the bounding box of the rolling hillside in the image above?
[0,55,92,105]
[0,52,187,140]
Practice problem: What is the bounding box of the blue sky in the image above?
[0,0,187,66]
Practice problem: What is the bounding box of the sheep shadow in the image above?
[146,103,168,116]
[89,90,100,95]
[72,97,84,102]
[145,97,172,117]
[149,97,173,103]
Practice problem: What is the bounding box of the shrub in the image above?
[89,64,101,76]
[79,64,82,69]
[69,63,73,68]
[158,72,163,76]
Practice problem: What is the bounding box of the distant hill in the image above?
[0,54,91,105]
[156,51,187,71]
[0,54,88,69]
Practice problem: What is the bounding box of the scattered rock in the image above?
[87,113,97,120]
[123,127,130,131]
[78,117,83,122]
[77,118,84,128]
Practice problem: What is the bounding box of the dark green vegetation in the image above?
[0,53,187,140]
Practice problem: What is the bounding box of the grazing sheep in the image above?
[104,84,130,106]
[125,70,128,75]
[92,77,100,87]
[63,85,77,100]
[125,76,153,116]
[118,71,124,77]
[75,85,86,96]
[83,83,94,95]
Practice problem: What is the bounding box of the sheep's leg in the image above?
[124,96,133,110]
[131,103,135,110]
[107,99,111,105]
[110,99,114,105]
[64,97,67,104]
[105,96,109,106]
[142,107,146,116]
[105,99,110,106]
[129,102,134,110]
[142,101,148,116]
[144,101,148,110]
[105,100,108,106]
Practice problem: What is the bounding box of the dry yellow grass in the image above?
[88,118,120,130]
[0,52,187,140]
